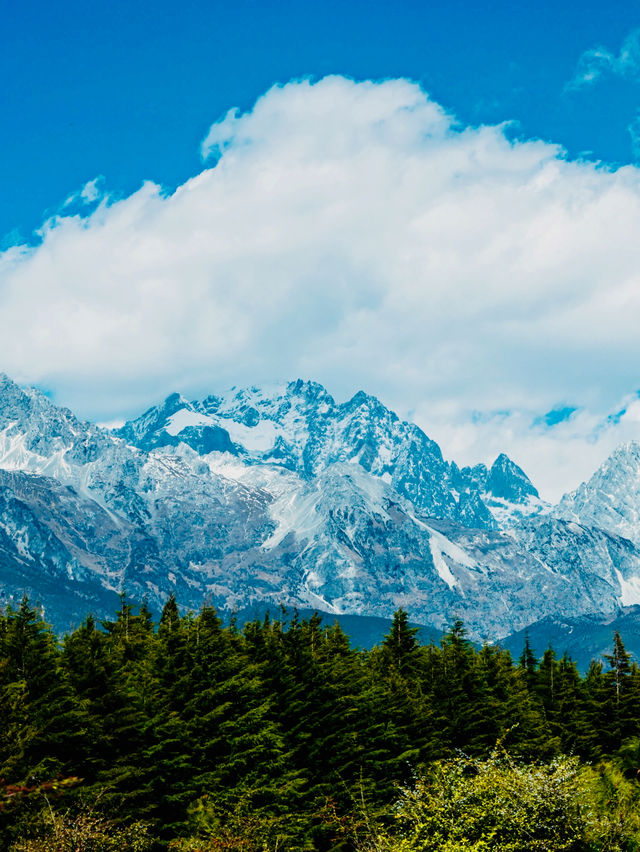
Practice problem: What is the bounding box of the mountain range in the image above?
[1,372,640,657]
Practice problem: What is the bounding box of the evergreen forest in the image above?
[3,595,640,850]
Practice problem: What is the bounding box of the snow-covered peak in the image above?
[202,379,334,422]
[117,379,540,531]
[117,392,194,442]
[116,392,237,455]
[0,373,74,431]
[0,373,119,472]
[555,441,640,545]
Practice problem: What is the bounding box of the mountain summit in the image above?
[117,379,539,531]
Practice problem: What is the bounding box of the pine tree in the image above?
[433,620,482,752]
[518,633,538,691]
[139,595,194,837]
[604,632,636,751]
[382,609,421,675]
[76,596,157,821]
[0,597,88,784]
[576,659,608,760]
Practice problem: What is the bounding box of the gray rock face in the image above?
[1,373,640,641]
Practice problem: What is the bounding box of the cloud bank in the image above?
[3,75,640,499]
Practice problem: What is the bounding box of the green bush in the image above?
[10,810,153,852]
[358,750,640,852]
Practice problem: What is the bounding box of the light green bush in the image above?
[10,811,153,852]
[358,750,640,852]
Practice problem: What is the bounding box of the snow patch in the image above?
[615,569,640,606]
[485,493,547,528]
[223,418,280,452]
[423,524,476,590]
[262,487,323,550]
[165,409,216,436]
[336,465,391,519]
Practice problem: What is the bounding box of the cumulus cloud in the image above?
[3,75,640,499]
[567,29,640,90]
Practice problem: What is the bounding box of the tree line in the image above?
[2,595,640,850]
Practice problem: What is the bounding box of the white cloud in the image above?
[3,75,640,499]
[567,29,640,90]
[79,177,103,204]
[415,399,640,504]
[63,176,105,208]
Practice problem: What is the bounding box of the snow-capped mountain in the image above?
[555,441,640,547]
[1,372,640,642]
[117,379,542,531]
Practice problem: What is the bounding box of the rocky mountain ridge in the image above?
[117,379,542,530]
[0,373,639,642]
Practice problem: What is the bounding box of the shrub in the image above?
[357,750,640,852]
[10,810,153,852]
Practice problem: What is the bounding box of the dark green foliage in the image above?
[3,601,640,850]
[0,597,89,782]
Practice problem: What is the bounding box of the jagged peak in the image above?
[201,380,333,413]
[487,453,538,500]
[0,372,18,388]
[608,440,640,460]
[339,389,397,422]
[116,391,195,443]
[160,391,193,413]
[132,392,191,423]
[286,378,335,405]
[490,453,532,479]
[562,441,640,497]
[0,372,42,402]
[345,389,378,407]
[0,373,83,429]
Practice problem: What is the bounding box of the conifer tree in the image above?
[518,633,538,690]
[604,631,637,751]
[382,609,420,674]
[139,595,194,837]
[0,597,87,784]
[79,595,157,821]
[181,605,294,841]
[577,659,608,760]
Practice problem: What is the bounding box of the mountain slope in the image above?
[501,606,640,673]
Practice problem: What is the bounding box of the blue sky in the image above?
[3,0,640,243]
[4,1,640,499]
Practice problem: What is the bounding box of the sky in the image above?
[3,0,640,499]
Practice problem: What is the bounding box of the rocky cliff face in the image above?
[1,373,640,641]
